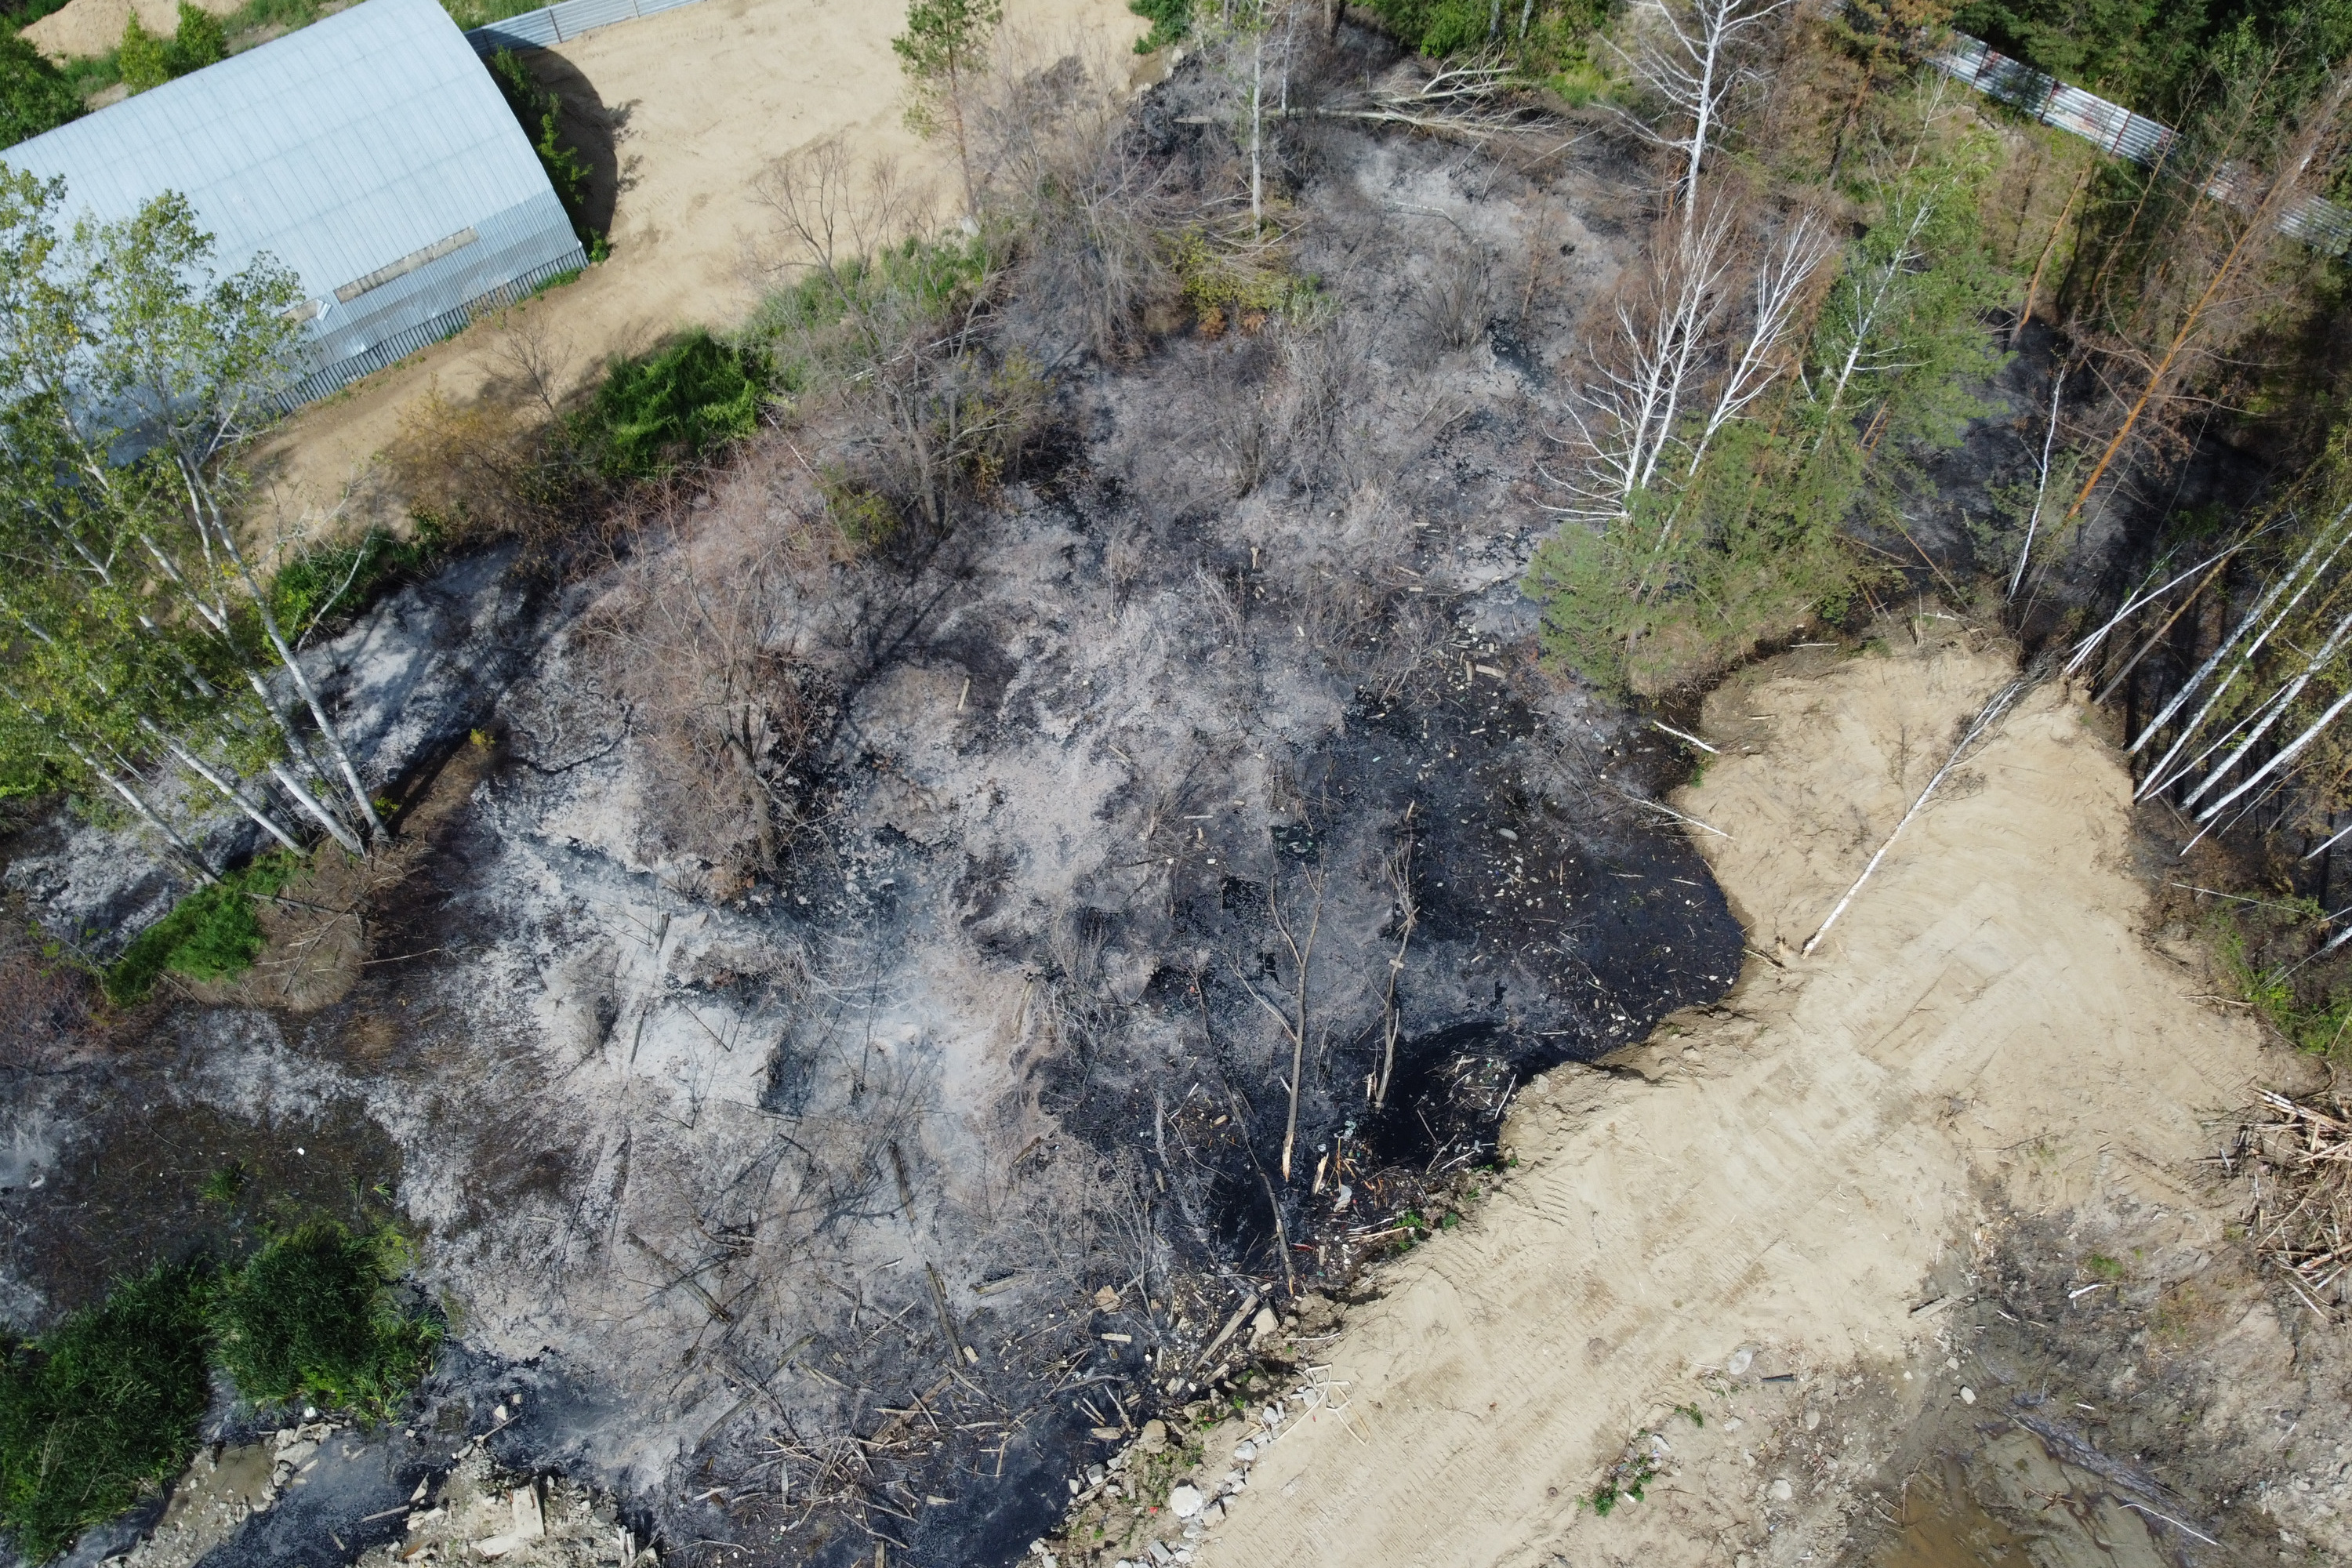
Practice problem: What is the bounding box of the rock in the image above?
[1168,1483,1205,1519]
[1094,1286,1122,1310]
[1138,1418,1168,1454]
[1148,1543,1174,1566]
[1768,1479,1794,1503]
[1249,1307,1279,1343]
[1960,1386,1976,1405]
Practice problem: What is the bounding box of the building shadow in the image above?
[514,48,628,242]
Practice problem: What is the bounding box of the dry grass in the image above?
[2220,1087,2352,1320]
[583,470,841,900]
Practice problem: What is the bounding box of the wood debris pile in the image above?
[2222,1088,2352,1319]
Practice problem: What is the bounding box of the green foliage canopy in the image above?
[118,4,225,95]
[1953,0,2352,127]
[1529,103,2014,694]
[485,49,598,251]
[0,37,79,148]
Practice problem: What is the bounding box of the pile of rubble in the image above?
[1040,1332,1356,1568]
[354,1444,653,1566]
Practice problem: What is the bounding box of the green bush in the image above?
[164,2,225,75]
[117,4,223,94]
[1364,0,1611,63]
[0,37,80,148]
[0,1265,211,1562]
[578,331,762,478]
[268,521,442,641]
[208,1223,438,1418]
[1127,0,1191,50]
[103,851,299,1007]
[116,15,170,92]
[485,49,597,249]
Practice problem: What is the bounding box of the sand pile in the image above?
[22,0,241,62]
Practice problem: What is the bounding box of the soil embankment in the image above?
[1169,632,2347,1568]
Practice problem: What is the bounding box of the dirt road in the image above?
[1155,632,2346,1568]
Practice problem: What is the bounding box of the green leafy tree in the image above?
[892,0,1004,212]
[163,2,227,77]
[117,14,171,93]
[0,170,385,862]
[1530,96,2013,692]
[485,49,600,252]
[1128,0,1193,51]
[0,37,80,148]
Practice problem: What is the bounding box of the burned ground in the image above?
[0,38,1750,1568]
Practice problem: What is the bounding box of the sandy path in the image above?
[225,0,1149,543]
[1185,635,2276,1568]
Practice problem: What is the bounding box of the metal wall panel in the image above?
[1933,31,2347,256]
[465,0,707,56]
[4,0,588,406]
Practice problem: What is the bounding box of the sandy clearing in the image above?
[23,0,243,61]
[234,0,1150,547]
[1182,633,2283,1568]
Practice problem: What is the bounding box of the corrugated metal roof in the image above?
[2,0,578,360]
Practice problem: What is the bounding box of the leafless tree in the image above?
[754,138,1044,538]
[590,497,831,896]
[1550,200,1820,524]
[1614,0,1800,216]
[2060,66,2352,530]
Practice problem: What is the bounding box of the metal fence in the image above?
[463,0,704,53]
[1932,32,2352,256]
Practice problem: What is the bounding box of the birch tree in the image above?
[0,170,381,853]
[1615,0,1799,216]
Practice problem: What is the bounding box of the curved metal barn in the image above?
[4,0,584,404]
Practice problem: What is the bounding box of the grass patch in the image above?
[438,0,552,29]
[0,1211,438,1559]
[269,520,445,643]
[0,1265,211,1562]
[102,850,302,1007]
[2206,897,2352,1059]
[209,1222,438,1421]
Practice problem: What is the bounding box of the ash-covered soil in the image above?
[0,40,1751,1568]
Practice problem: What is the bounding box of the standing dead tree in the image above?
[590,497,832,898]
[1549,201,1828,527]
[1613,0,1800,215]
[2059,66,2352,532]
[1236,853,1327,1185]
[1373,821,1417,1111]
[752,137,1044,540]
